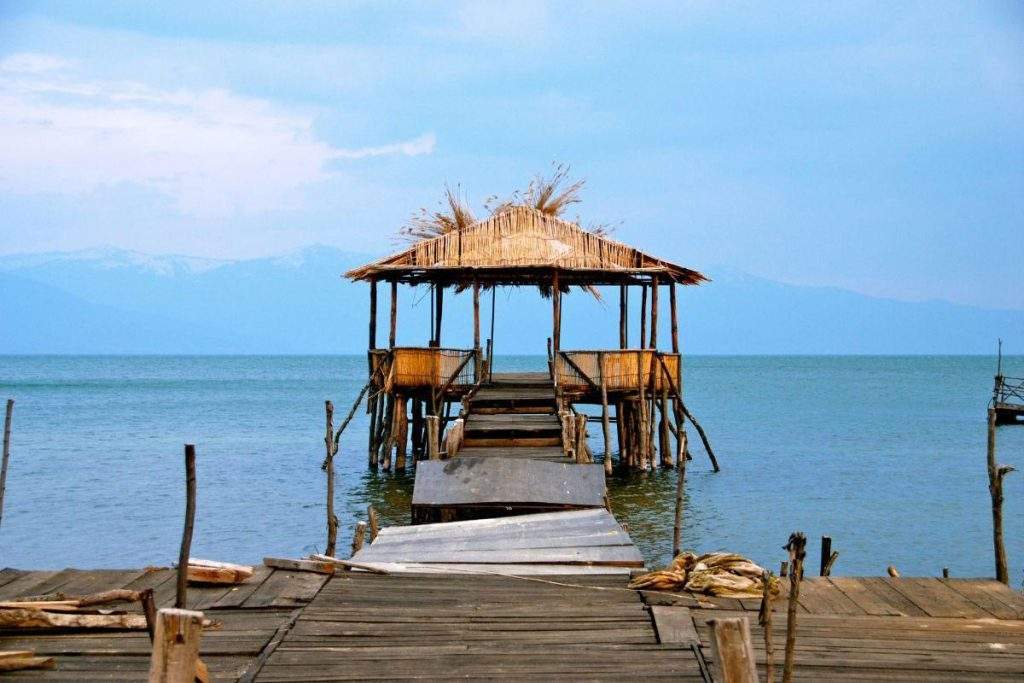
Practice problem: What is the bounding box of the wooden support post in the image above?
[682,402,720,473]
[473,282,481,380]
[599,353,612,474]
[759,570,775,683]
[783,532,806,683]
[367,505,379,542]
[942,567,950,578]
[367,393,379,467]
[659,383,672,467]
[148,608,204,683]
[987,408,1013,584]
[351,521,366,556]
[434,284,444,345]
[324,401,338,557]
[819,536,831,577]
[176,445,197,610]
[368,279,377,350]
[619,285,628,348]
[140,588,157,642]
[551,271,561,352]
[636,355,649,470]
[379,394,394,471]
[672,429,687,557]
[639,284,648,349]
[411,399,423,458]
[394,395,409,470]
[425,416,440,460]
[669,282,679,354]
[0,398,12,529]
[650,277,659,349]
[389,281,398,348]
[709,617,758,683]
[575,413,589,463]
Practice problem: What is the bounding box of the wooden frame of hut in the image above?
[346,205,706,471]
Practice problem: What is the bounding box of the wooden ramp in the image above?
[353,509,643,574]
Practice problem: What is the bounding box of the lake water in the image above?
[0,355,1020,583]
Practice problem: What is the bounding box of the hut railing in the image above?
[994,375,1024,406]
[373,347,478,391]
[555,350,680,395]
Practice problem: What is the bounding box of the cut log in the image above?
[186,559,253,585]
[262,557,336,575]
[0,607,148,630]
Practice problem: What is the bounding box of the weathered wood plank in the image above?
[650,606,699,644]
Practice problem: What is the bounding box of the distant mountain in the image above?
[1,246,1020,354]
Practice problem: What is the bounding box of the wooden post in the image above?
[426,416,440,460]
[599,353,612,474]
[783,532,806,683]
[140,588,158,642]
[639,284,648,349]
[987,408,1013,584]
[176,444,197,610]
[780,561,788,577]
[759,570,775,683]
[575,413,589,463]
[942,567,950,578]
[709,617,758,683]
[351,520,366,556]
[819,536,831,577]
[368,279,377,350]
[368,505,379,542]
[434,284,444,345]
[619,285,628,348]
[669,282,679,354]
[672,428,687,557]
[636,353,649,470]
[411,399,424,458]
[650,277,659,349]
[324,401,338,557]
[388,281,398,348]
[394,395,409,469]
[659,384,672,467]
[0,398,12,529]
[551,271,561,352]
[148,608,204,683]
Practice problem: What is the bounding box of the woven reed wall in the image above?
[556,351,680,393]
[389,347,475,389]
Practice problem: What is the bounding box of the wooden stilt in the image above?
[600,353,612,475]
[637,356,649,470]
[175,445,197,610]
[575,413,589,463]
[672,423,687,556]
[639,284,648,349]
[367,391,379,467]
[759,570,776,683]
[619,285,628,349]
[659,383,672,467]
[669,282,679,354]
[389,281,398,348]
[324,401,338,557]
[368,280,377,350]
[551,271,561,352]
[379,394,394,471]
[434,284,444,345]
[411,399,424,459]
[473,282,481,380]
[426,416,440,460]
[394,395,409,470]
[650,277,659,349]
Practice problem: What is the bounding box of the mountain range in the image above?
[1,246,1020,354]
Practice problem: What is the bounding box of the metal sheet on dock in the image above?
[412,458,606,510]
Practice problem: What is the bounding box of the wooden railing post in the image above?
[709,617,758,683]
[148,608,204,683]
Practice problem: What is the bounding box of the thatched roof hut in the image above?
[346,205,706,287]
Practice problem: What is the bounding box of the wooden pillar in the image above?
[394,395,409,470]
[175,445,196,610]
[411,399,424,458]
[659,384,672,467]
[551,271,561,352]
[636,355,649,470]
[148,608,204,683]
[650,277,659,349]
[473,282,481,380]
[434,284,444,345]
[368,279,377,350]
[600,353,612,475]
[388,281,397,348]
[669,282,679,354]
[639,284,647,349]
[619,285,628,348]
[426,416,440,460]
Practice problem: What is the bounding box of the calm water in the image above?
[0,355,1020,583]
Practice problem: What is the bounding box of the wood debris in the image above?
[263,557,336,575]
[187,558,254,585]
[0,649,56,672]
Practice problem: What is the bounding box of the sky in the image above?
[1,1,1022,308]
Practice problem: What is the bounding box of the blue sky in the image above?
[1,2,1022,307]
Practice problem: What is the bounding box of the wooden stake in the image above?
[148,608,204,683]
[639,284,648,349]
[367,392,379,467]
[619,285,628,348]
[0,399,12,529]
[819,536,831,577]
[434,284,444,345]
[176,445,197,610]
[389,281,398,348]
[780,561,788,577]
[942,567,950,578]
[140,588,157,642]
[650,277,659,349]
[987,408,1014,584]
[368,279,377,350]
[636,354,649,470]
[324,401,339,556]
[669,282,679,354]
[351,520,367,556]
[551,271,561,352]
[887,565,900,578]
[599,353,612,475]
[394,395,409,470]
[823,551,839,577]
[709,617,758,683]
[759,569,775,683]
[411,399,424,458]
[783,532,806,683]
[659,383,672,467]
[367,505,379,542]
[575,413,589,463]
[379,394,394,470]
[426,416,440,460]
[672,429,687,557]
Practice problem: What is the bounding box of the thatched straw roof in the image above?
[346,205,706,287]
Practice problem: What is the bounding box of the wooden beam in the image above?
[619,285,628,349]
[147,608,204,683]
[368,279,377,350]
[670,282,679,354]
[176,445,197,609]
[650,276,659,349]
[389,281,398,348]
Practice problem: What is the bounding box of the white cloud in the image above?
[0,55,434,218]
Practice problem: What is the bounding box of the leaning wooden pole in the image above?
[783,532,806,683]
[0,398,12,529]
[175,444,197,610]
[681,402,720,472]
[987,408,1014,584]
[324,401,338,557]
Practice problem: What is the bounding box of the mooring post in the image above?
[783,532,806,683]
[324,401,338,557]
[709,617,758,683]
[987,407,1014,584]
[147,607,204,683]
[672,437,686,557]
[367,505,380,543]
[0,398,13,530]
[351,520,367,556]
[759,569,775,683]
[176,444,197,610]
[819,536,831,577]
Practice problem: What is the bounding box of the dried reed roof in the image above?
[346,205,706,286]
